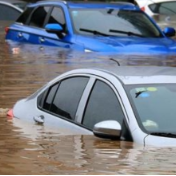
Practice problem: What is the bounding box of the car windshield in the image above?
[70,8,162,37]
[126,84,176,134]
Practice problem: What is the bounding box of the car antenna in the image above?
[109,58,120,66]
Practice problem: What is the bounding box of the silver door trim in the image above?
[76,77,95,123]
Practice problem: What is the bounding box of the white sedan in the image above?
[8,66,176,147]
[0,1,23,20]
[135,0,176,16]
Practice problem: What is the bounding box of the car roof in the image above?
[66,66,176,85]
[31,0,137,10]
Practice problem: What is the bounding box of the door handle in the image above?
[33,115,45,124]
[39,37,45,43]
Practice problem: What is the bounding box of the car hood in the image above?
[77,35,176,54]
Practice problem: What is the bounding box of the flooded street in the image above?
[2,115,176,175]
[1,30,176,174]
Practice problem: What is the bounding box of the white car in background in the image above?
[135,0,176,16]
[0,1,23,21]
[0,1,23,33]
[7,65,176,147]
[0,0,27,10]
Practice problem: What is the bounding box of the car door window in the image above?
[47,7,66,31]
[43,83,59,110]
[148,4,158,13]
[48,77,89,120]
[0,4,21,21]
[82,80,125,130]
[29,6,51,28]
[17,7,34,24]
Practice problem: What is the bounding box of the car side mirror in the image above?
[45,23,63,33]
[163,27,176,37]
[93,120,121,139]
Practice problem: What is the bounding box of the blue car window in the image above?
[82,80,125,130]
[0,4,21,21]
[70,9,162,37]
[17,7,34,24]
[29,6,51,28]
[47,7,66,31]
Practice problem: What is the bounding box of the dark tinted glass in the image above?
[17,7,34,23]
[43,84,59,110]
[29,6,51,28]
[50,77,89,120]
[82,80,124,130]
[0,4,21,21]
[149,4,157,13]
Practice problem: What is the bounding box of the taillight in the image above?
[7,109,14,119]
[141,7,145,11]
[5,27,9,34]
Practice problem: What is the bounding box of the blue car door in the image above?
[5,7,34,43]
[39,6,72,48]
[22,6,52,45]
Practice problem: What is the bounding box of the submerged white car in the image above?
[8,66,176,147]
[135,0,176,16]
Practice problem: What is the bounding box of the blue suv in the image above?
[5,0,176,55]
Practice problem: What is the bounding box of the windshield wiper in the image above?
[80,28,109,37]
[150,132,176,138]
[109,29,144,37]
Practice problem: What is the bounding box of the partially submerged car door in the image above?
[41,5,73,48]
[6,6,36,42]
[78,76,133,141]
[6,6,52,44]
[6,4,75,49]
[36,76,92,134]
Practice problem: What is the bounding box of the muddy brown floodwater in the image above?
[1,31,176,174]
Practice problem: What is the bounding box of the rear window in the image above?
[17,7,34,23]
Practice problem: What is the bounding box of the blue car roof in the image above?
[30,0,138,10]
